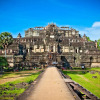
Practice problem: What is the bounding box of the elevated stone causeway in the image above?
[24,66,75,100]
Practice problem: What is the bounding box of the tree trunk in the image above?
[0,66,3,74]
[5,48,6,58]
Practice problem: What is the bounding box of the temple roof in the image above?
[17,33,21,38]
[45,23,58,29]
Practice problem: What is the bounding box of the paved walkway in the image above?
[25,66,75,100]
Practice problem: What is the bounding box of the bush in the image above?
[4,67,14,72]
[0,57,9,72]
[27,80,33,84]
[0,57,8,67]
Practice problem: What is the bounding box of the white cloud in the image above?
[92,22,100,27]
[79,22,100,41]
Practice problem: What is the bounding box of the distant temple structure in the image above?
[0,23,100,67]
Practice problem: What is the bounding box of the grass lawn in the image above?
[63,71,100,98]
[0,70,41,84]
[64,67,100,71]
[90,67,100,71]
[0,70,41,100]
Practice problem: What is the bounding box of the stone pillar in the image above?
[53,45,55,52]
[69,39,70,52]
[48,46,49,52]
[28,48,30,55]
[55,45,56,52]
[63,46,65,52]
[28,49,30,53]
[95,40,97,48]
[84,42,85,47]
[77,48,79,53]
[39,46,41,52]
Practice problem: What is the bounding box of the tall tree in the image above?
[0,32,13,57]
[97,39,100,50]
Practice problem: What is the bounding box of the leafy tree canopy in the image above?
[97,39,100,50]
[86,37,92,42]
[0,57,8,67]
[0,46,3,49]
[0,32,13,57]
[86,36,100,50]
[0,32,13,49]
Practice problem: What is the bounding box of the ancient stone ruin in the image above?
[0,23,100,68]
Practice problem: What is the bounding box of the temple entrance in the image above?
[49,53,57,61]
[47,52,57,65]
[46,44,58,65]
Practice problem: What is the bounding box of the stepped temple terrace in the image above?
[0,23,100,68]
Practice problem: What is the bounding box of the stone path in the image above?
[26,66,75,100]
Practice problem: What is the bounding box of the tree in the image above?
[86,37,100,50]
[86,37,92,42]
[97,39,100,50]
[0,46,3,49]
[0,32,13,57]
[0,57,8,72]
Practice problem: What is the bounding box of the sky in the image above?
[0,0,100,40]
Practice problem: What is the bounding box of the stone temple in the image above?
[0,23,100,68]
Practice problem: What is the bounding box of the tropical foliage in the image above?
[97,39,100,50]
[0,57,9,72]
[0,57,8,67]
[86,36,100,50]
[86,36,92,42]
[0,32,13,57]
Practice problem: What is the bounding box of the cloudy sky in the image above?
[0,0,100,40]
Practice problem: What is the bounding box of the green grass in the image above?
[63,71,100,98]
[0,70,40,80]
[0,71,41,100]
[90,67,100,71]
[0,72,40,85]
[0,73,17,79]
[4,72,40,84]
[1,88,25,95]
[71,67,90,70]
[0,97,14,100]
[65,67,100,71]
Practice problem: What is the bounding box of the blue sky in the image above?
[0,0,100,40]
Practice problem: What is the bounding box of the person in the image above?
[70,66,72,70]
[81,65,85,70]
[62,67,64,71]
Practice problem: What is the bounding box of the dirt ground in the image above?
[0,70,41,84]
[25,66,75,100]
